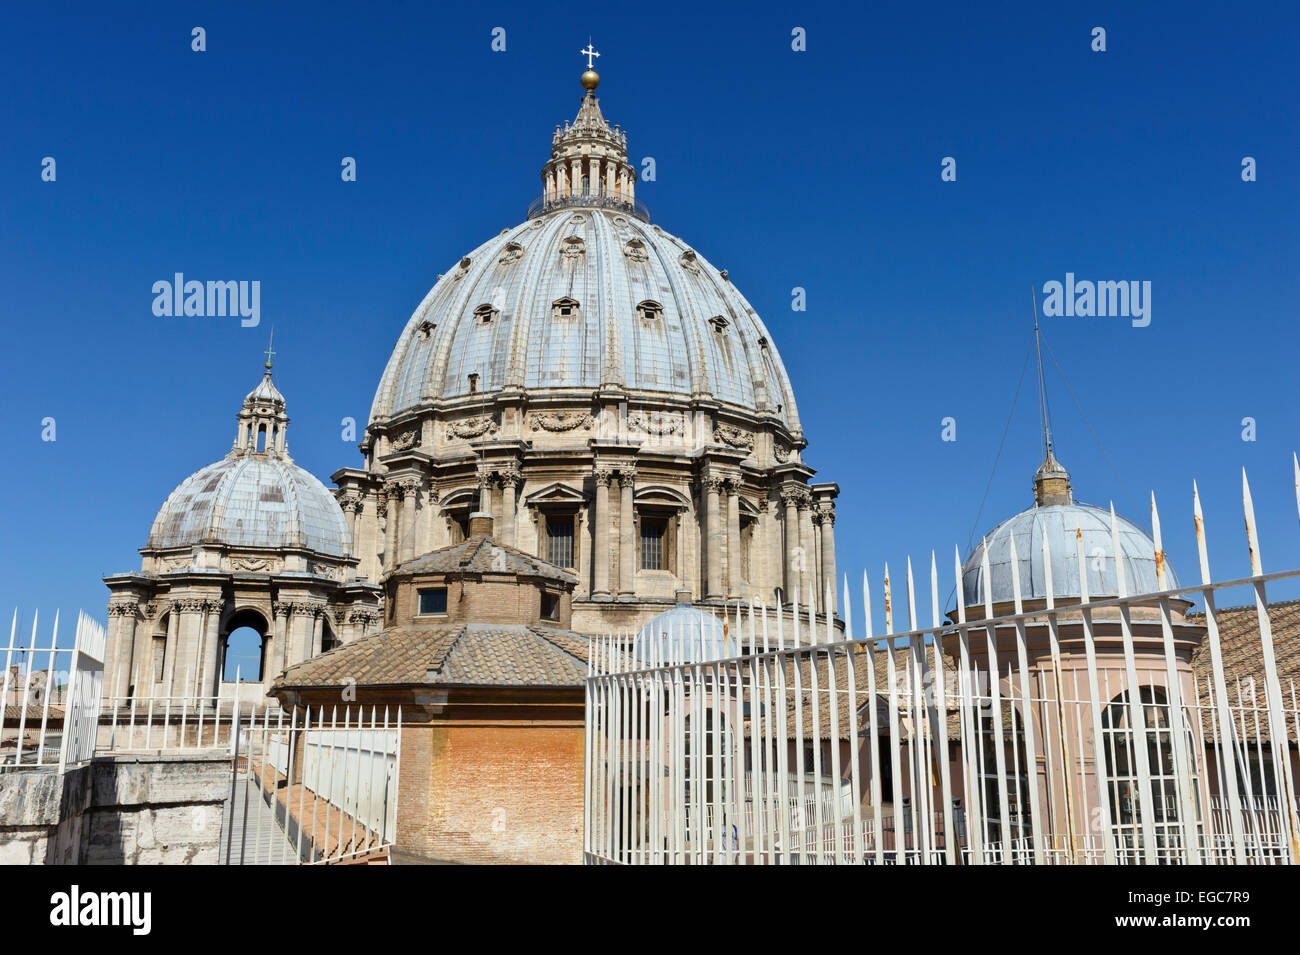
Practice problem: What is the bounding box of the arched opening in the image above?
[320,618,339,654]
[1101,686,1202,861]
[221,608,269,683]
[256,424,268,452]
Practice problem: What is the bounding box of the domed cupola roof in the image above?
[367,58,801,432]
[961,449,1176,607]
[147,360,351,558]
[634,592,733,664]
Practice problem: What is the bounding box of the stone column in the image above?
[106,602,138,699]
[592,468,613,598]
[275,603,291,677]
[201,601,222,701]
[478,470,495,520]
[800,500,815,608]
[500,469,520,548]
[704,475,723,600]
[422,482,440,555]
[132,605,155,698]
[311,609,325,662]
[781,489,800,602]
[726,479,742,599]
[817,505,838,615]
[570,159,579,197]
[341,494,361,552]
[399,480,419,564]
[163,604,181,694]
[618,468,636,597]
[381,489,397,571]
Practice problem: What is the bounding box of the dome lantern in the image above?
[1033,445,1073,507]
[234,334,289,456]
[536,45,641,220]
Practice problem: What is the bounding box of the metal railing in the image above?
[225,704,401,866]
[584,457,1300,864]
[526,193,650,222]
[1,611,104,771]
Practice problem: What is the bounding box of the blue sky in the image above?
[2,1,1297,641]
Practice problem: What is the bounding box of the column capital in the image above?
[107,600,139,617]
[593,466,616,487]
[618,467,637,489]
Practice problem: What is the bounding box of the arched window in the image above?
[221,609,269,683]
[1101,686,1202,862]
[473,303,497,325]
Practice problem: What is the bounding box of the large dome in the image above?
[368,209,801,431]
[149,455,351,557]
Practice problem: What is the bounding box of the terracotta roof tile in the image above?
[272,622,589,691]
[392,536,577,585]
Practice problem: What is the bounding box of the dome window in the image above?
[560,236,585,261]
[636,300,663,322]
[468,373,480,394]
[419,319,436,340]
[498,242,523,265]
[623,239,648,262]
[552,297,582,320]
[452,256,472,281]
[679,250,700,275]
[474,303,498,325]
[709,315,729,333]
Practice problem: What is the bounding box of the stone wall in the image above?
[0,752,229,864]
[0,765,92,864]
[82,753,230,864]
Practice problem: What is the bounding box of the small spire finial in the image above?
[1030,290,1071,506]
[263,329,276,374]
[1032,287,1052,456]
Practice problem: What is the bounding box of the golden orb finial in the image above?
[579,42,600,91]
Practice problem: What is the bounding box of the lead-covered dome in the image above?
[634,596,733,664]
[961,448,1176,607]
[148,367,351,558]
[149,455,350,556]
[369,70,800,433]
[369,212,800,430]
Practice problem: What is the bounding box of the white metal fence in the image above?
[585,462,1300,864]
[1,611,105,771]
[227,704,401,865]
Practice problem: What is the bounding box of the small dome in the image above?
[963,503,1176,607]
[148,363,350,559]
[148,455,351,557]
[634,602,733,664]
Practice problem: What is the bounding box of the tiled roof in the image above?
[1189,599,1300,743]
[272,622,590,691]
[391,536,578,585]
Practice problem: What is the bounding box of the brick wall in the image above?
[395,713,584,864]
